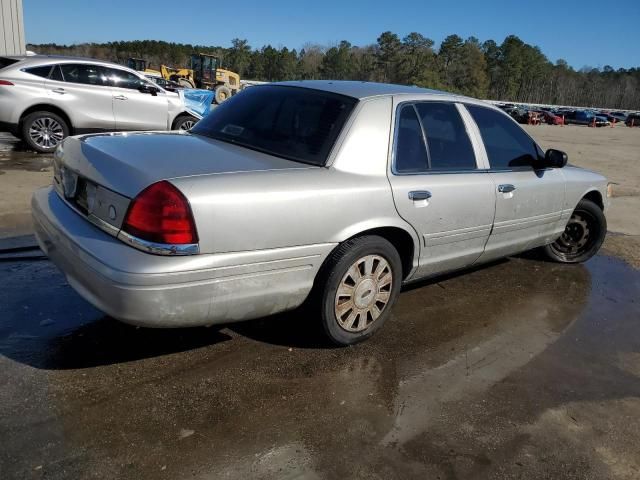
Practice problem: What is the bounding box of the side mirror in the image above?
[544,149,568,168]
[139,84,159,96]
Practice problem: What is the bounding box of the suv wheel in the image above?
[316,236,402,346]
[542,198,606,263]
[22,111,69,153]
[174,115,197,131]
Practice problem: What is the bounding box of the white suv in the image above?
[0,55,198,152]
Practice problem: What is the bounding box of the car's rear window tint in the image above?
[415,102,476,170]
[59,64,105,86]
[50,65,64,82]
[191,85,357,166]
[24,65,52,78]
[394,105,429,173]
[0,57,20,70]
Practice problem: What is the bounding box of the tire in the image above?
[314,236,403,346]
[21,111,69,153]
[173,115,198,131]
[214,85,232,104]
[178,78,195,89]
[542,199,606,263]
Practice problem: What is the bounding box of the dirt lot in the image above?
[1,125,639,479]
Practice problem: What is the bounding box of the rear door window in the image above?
[24,65,52,78]
[49,65,64,82]
[394,105,429,173]
[466,104,539,169]
[59,64,106,86]
[415,102,476,170]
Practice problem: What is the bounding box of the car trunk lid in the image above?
[54,131,313,242]
[59,131,312,198]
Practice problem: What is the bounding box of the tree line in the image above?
[28,33,640,110]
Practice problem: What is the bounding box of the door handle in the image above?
[408,190,432,201]
[51,88,65,94]
[114,95,128,101]
[498,184,516,193]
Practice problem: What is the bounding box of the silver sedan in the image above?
[32,81,609,345]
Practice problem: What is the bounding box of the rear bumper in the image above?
[32,186,334,327]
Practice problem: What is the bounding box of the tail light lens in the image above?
[0,80,14,86]
[122,181,198,245]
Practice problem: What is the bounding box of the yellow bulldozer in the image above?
[127,54,240,104]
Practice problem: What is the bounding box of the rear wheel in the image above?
[316,236,402,346]
[542,199,606,263]
[21,111,69,153]
[214,85,232,104]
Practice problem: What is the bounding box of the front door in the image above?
[464,104,566,262]
[104,68,169,131]
[388,101,496,279]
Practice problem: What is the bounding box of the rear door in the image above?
[465,104,566,262]
[388,101,496,279]
[45,63,115,130]
[104,67,169,131]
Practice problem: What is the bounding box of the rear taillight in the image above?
[122,181,198,245]
[0,80,14,86]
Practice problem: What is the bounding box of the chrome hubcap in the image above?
[29,117,64,149]
[335,255,392,332]
[179,120,195,130]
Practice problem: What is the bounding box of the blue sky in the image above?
[23,0,639,69]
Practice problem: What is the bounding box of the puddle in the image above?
[0,253,638,479]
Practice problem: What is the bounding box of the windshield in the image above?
[191,85,358,166]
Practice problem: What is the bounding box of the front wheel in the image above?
[542,198,606,263]
[173,115,198,131]
[316,236,402,346]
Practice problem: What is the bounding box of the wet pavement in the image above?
[1,252,639,479]
[0,133,53,174]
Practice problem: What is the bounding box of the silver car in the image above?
[0,55,198,153]
[31,81,609,345]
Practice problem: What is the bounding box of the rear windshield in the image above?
[191,85,357,166]
[0,57,20,70]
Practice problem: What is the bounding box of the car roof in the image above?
[270,80,465,101]
[5,54,125,68]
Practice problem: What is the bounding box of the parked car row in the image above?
[496,103,640,127]
[0,55,201,152]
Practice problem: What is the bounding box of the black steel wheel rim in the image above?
[551,210,599,259]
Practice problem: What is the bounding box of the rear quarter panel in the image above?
[172,167,417,255]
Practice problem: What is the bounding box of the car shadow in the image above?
[0,252,575,370]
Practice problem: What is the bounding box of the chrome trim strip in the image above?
[87,214,121,236]
[117,230,200,256]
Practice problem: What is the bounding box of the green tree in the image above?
[225,38,251,76]
[320,40,353,79]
